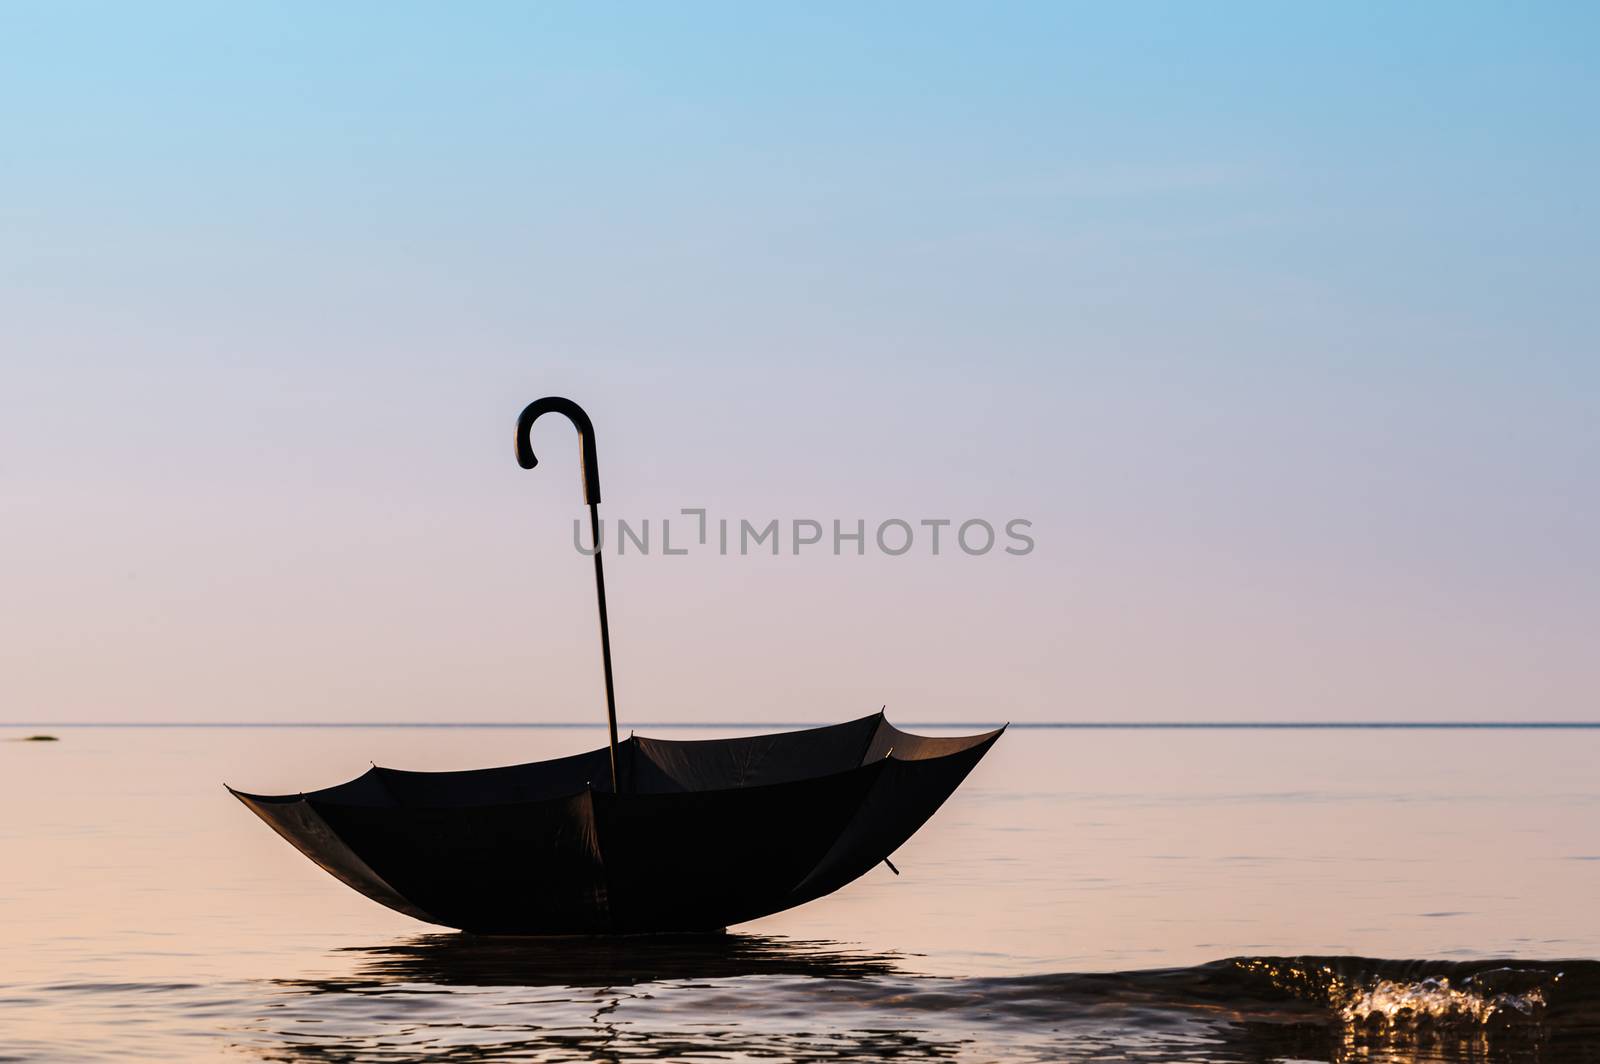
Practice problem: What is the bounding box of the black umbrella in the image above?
[230,398,1002,934]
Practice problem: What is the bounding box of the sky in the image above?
[2,2,1596,724]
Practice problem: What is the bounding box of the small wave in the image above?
[242,940,1600,1061]
[299,937,1600,1029]
[36,980,206,994]
[1230,956,1572,1033]
[1341,972,1549,1028]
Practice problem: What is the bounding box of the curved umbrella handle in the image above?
[514,396,621,791]
[515,396,602,505]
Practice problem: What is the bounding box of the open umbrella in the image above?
[230,397,1002,934]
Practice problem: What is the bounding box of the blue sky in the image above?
[3,2,1596,722]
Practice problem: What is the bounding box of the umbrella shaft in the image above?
[588,502,622,791]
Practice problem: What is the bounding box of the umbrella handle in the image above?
[514,397,621,792]
[515,396,602,505]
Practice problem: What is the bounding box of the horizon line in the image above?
[7,721,1600,730]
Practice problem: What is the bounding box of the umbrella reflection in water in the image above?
[289,931,906,990]
[250,935,961,1063]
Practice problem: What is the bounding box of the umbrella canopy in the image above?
[231,714,1000,934]
[230,397,1003,934]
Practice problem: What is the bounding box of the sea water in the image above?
[4,724,1600,1061]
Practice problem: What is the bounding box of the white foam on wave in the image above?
[1233,957,1560,1033]
[1339,973,1549,1028]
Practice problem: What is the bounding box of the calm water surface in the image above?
[5,725,1600,1061]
